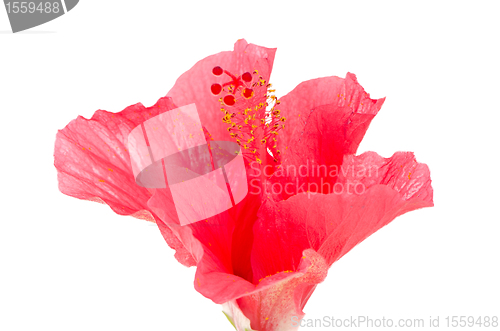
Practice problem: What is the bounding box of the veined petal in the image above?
[253,151,433,282]
[337,151,433,202]
[54,97,196,266]
[278,73,383,154]
[269,73,385,199]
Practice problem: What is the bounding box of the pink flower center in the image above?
[210,67,286,165]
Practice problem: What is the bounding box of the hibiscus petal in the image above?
[166,39,277,141]
[148,181,263,301]
[54,97,196,266]
[337,151,433,202]
[269,73,385,198]
[318,151,433,264]
[253,151,433,281]
[236,249,328,331]
[156,216,197,267]
[241,152,431,330]
[278,73,383,154]
[149,173,328,309]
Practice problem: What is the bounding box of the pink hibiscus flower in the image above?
[54,39,433,331]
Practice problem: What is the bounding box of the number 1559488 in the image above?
[5,2,61,14]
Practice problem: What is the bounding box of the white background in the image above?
[1,1,499,330]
